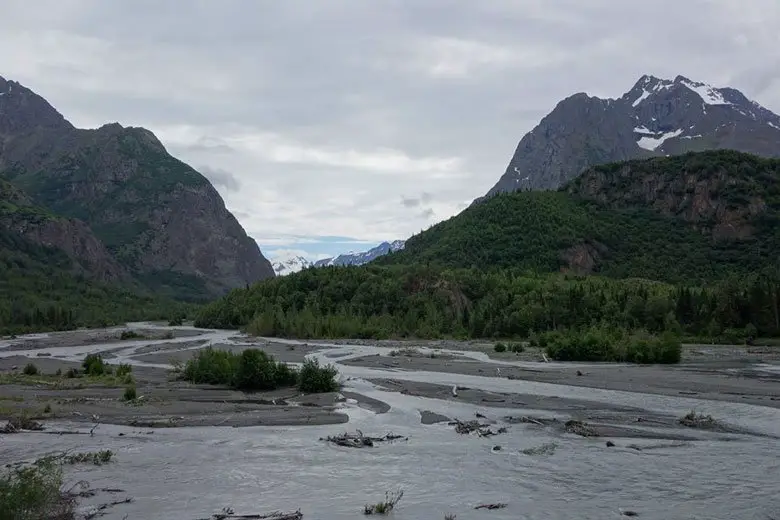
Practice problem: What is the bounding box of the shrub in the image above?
[298,358,339,393]
[115,364,132,377]
[507,342,525,353]
[65,368,79,379]
[122,373,134,385]
[493,342,506,353]
[182,347,240,386]
[123,386,137,401]
[0,461,72,520]
[22,363,38,376]
[55,369,62,377]
[168,317,184,326]
[364,490,403,515]
[544,327,681,364]
[82,354,107,376]
[233,349,294,391]
[120,330,142,340]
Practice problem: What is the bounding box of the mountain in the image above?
[271,241,406,276]
[313,241,406,268]
[271,255,312,276]
[0,76,274,299]
[483,75,780,197]
[383,150,780,284]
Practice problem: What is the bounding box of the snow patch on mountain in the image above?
[635,128,684,151]
[678,78,731,105]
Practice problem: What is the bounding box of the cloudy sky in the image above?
[2,0,779,260]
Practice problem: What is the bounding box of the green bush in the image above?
[0,460,71,520]
[65,368,79,379]
[22,363,38,376]
[168,317,184,326]
[544,327,681,364]
[507,342,525,353]
[182,347,239,386]
[298,358,339,393]
[82,353,107,376]
[120,330,143,340]
[233,349,296,391]
[493,342,506,353]
[122,386,137,401]
[115,363,132,377]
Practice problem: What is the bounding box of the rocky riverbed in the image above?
[1,324,779,519]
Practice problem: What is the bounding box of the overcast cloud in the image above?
[2,0,779,259]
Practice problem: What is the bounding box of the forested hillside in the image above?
[383,151,780,284]
[197,151,780,349]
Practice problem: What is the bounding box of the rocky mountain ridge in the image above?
[483,74,780,197]
[0,75,274,299]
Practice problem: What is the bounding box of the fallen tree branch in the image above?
[449,419,507,437]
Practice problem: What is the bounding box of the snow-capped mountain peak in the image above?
[271,240,407,276]
[271,255,312,276]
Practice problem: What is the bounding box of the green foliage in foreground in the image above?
[0,460,70,520]
[196,264,780,342]
[536,327,682,364]
[182,347,339,393]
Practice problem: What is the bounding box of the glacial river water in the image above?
[1,324,779,519]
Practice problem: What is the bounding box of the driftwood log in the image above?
[475,503,507,510]
[321,430,407,448]
[203,509,303,520]
[449,419,507,437]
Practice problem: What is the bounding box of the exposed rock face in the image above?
[483,75,780,198]
[0,179,125,281]
[568,150,775,242]
[0,75,274,297]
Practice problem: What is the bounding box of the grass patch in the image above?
[115,363,132,377]
[364,490,404,515]
[182,347,339,393]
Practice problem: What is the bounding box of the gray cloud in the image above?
[199,165,241,191]
[401,191,433,208]
[1,0,778,245]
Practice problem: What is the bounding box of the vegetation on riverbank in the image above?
[195,265,778,345]
[0,459,71,520]
[181,347,339,393]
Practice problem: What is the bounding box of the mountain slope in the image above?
[0,76,273,299]
[484,75,780,196]
[0,178,125,281]
[383,150,780,284]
